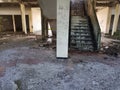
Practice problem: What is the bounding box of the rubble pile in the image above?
[101,41,120,57]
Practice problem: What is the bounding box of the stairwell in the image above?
[70,0,95,51]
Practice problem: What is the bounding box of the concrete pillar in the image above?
[41,14,45,40]
[45,19,48,37]
[112,4,120,35]
[57,0,70,58]
[20,3,27,34]
[41,13,48,40]
[106,7,112,34]
[29,9,33,33]
[12,15,16,32]
[94,0,96,8]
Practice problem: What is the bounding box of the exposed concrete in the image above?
[29,10,33,33]
[37,0,56,19]
[42,14,48,40]
[106,7,112,34]
[0,0,18,3]
[0,7,30,15]
[20,3,27,34]
[12,15,16,33]
[0,33,120,90]
[97,7,110,33]
[57,0,70,58]
[112,4,120,35]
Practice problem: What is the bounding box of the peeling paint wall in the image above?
[96,7,109,33]
[96,7,120,33]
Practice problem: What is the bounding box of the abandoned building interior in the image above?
[0,0,120,90]
[0,0,120,58]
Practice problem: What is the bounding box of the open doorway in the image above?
[26,15,30,33]
[14,15,22,32]
[14,15,30,33]
[109,15,114,34]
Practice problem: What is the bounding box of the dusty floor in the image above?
[0,33,120,90]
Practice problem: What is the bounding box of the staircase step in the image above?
[71,33,91,38]
[71,37,92,41]
[71,26,89,29]
[71,20,88,22]
[70,14,94,51]
[70,46,94,51]
[70,0,95,51]
[71,31,91,34]
[71,27,89,29]
[71,23,89,26]
[71,28,90,30]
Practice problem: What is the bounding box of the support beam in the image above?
[20,3,27,34]
[94,0,97,8]
[43,17,48,38]
[41,14,45,40]
[12,15,16,33]
[106,7,111,34]
[112,4,120,35]
[0,0,18,3]
[41,12,48,40]
[57,0,70,58]
[29,9,33,33]
[45,19,48,37]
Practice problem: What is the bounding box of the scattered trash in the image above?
[101,41,120,57]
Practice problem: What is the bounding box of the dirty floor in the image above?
[0,33,120,90]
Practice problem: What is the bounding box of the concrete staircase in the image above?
[70,16,95,51]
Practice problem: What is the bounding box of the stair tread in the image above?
[70,12,94,51]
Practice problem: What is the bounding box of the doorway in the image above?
[14,15,30,32]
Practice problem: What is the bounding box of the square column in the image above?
[112,4,120,35]
[12,15,16,33]
[20,3,27,34]
[106,7,112,34]
[57,0,70,58]
[41,14,46,40]
[29,9,33,33]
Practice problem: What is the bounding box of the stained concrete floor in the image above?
[0,33,120,90]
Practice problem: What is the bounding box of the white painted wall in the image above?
[96,7,109,33]
[31,8,42,35]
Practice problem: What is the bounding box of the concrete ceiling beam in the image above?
[0,0,19,3]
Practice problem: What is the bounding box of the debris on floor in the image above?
[101,41,120,57]
[101,34,120,57]
[0,32,120,90]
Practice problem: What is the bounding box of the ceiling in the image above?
[0,0,39,7]
[96,0,120,7]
